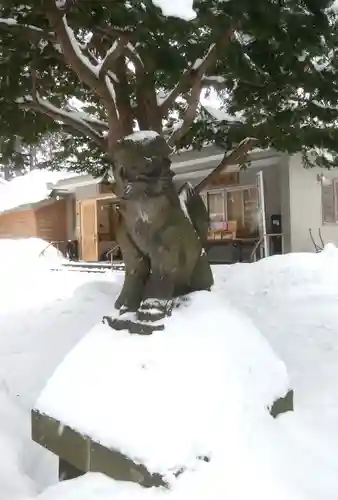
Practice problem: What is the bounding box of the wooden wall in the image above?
[0,200,68,251]
[35,199,68,243]
[0,209,36,238]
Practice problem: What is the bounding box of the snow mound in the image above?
[0,238,66,267]
[0,392,36,500]
[216,243,338,297]
[36,473,148,500]
[36,290,289,481]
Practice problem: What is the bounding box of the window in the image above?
[202,186,259,236]
[322,178,338,224]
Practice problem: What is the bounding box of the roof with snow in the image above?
[0,170,76,214]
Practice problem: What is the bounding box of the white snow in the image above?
[123,131,159,142]
[151,0,196,21]
[0,17,44,33]
[55,0,66,8]
[178,184,192,221]
[202,104,245,123]
[0,240,338,498]
[36,290,289,478]
[0,237,66,267]
[329,0,338,12]
[0,170,74,213]
[192,44,216,70]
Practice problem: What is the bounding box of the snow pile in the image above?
[0,392,36,500]
[1,243,338,499]
[0,170,73,213]
[36,291,289,483]
[151,0,196,21]
[215,243,338,297]
[0,251,123,499]
[0,238,66,271]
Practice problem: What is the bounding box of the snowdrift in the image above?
[0,238,66,272]
[2,246,338,499]
[35,290,290,487]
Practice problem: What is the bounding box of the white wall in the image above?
[279,156,291,253]
[288,154,338,252]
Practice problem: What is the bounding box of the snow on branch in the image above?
[98,38,129,77]
[125,43,144,71]
[18,94,106,148]
[44,1,122,142]
[59,15,98,78]
[65,104,109,131]
[0,17,44,32]
[160,26,235,116]
[201,75,227,89]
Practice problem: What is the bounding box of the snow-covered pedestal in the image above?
[32,291,293,487]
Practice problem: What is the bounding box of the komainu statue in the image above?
[104,131,213,334]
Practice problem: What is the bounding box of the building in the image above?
[1,147,337,262]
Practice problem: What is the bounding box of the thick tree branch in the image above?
[98,38,128,77]
[43,0,122,146]
[195,137,258,192]
[126,44,161,131]
[113,58,134,135]
[160,26,236,116]
[65,104,109,132]
[44,4,100,89]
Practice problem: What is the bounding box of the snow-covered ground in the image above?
[0,238,338,499]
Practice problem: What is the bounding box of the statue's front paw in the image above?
[137,298,174,322]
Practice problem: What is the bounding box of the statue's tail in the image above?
[178,183,210,249]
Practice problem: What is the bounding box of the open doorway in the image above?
[96,199,121,261]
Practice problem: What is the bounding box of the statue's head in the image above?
[113,132,173,199]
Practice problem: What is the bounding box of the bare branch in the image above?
[160,26,236,116]
[195,137,258,192]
